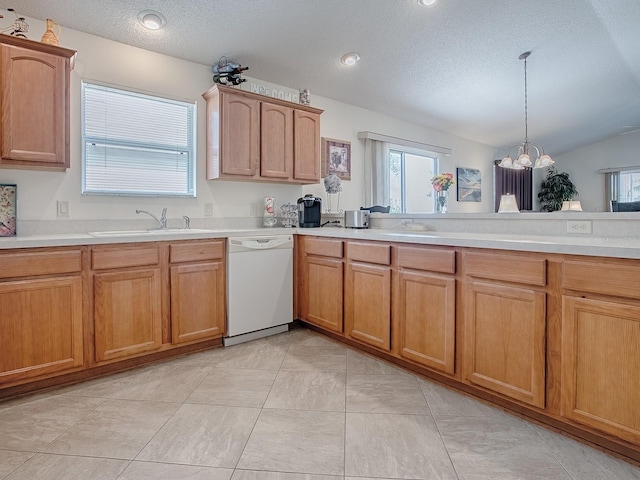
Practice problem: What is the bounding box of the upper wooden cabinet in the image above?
[0,36,76,170]
[203,84,323,184]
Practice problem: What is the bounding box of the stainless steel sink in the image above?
[87,229,212,237]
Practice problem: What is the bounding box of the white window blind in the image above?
[82,82,196,196]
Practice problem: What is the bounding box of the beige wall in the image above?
[1,11,497,223]
[554,131,640,212]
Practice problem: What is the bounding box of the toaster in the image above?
[344,210,370,229]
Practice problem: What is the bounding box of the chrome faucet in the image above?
[136,208,167,229]
[183,215,191,229]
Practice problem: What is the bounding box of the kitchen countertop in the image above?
[2,226,640,259]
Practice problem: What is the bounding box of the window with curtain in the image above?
[493,160,533,211]
[82,82,196,196]
[359,131,450,213]
[602,167,640,211]
[389,148,437,213]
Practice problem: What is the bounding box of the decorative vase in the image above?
[435,190,448,213]
[40,19,60,46]
[263,196,277,227]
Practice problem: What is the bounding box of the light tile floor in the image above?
[1,328,639,480]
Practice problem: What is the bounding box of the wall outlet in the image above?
[204,202,213,217]
[566,220,592,234]
[57,200,69,218]
[249,203,258,216]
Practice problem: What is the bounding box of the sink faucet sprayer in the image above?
[136,208,167,229]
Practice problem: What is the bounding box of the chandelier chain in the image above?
[523,55,528,144]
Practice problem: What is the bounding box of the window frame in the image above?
[389,144,438,214]
[81,81,197,197]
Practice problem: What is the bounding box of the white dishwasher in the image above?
[225,234,294,346]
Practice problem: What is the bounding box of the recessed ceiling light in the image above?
[341,52,360,66]
[138,10,166,30]
[417,0,436,5]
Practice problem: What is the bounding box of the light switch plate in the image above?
[57,200,69,217]
[204,202,213,217]
[566,220,592,234]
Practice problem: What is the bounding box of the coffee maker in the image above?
[297,194,322,228]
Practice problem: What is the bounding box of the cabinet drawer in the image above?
[91,245,159,270]
[396,246,455,274]
[464,252,546,286]
[347,242,391,265]
[304,237,343,258]
[563,261,640,299]
[0,250,82,278]
[170,241,224,263]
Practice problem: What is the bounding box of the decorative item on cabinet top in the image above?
[40,18,60,46]
[0,8,29,38]
[212,56,248,86]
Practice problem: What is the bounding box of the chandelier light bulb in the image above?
[516,153,532,167]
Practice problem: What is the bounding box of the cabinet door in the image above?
[345,262,391,351]
[261,102,293,179]
[220,93,260,176]
[293,110,320,182]
[94,268,162,362]
[171,262,225,344]
[300,255,344,333]
[1,44,68,168]
[396,270,456,374]
[463,281,546,408]
[562,296,640,444]
[0,276,83,385]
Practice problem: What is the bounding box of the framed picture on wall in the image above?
[456,167,482,202]
[0,184,17,237]
[321,137,351,180]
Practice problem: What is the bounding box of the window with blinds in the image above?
[82,82,196,196]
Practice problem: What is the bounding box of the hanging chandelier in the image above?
[498,51,554,170]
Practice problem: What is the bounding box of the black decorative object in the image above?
[0,8,29,38]
[212,56,248,86]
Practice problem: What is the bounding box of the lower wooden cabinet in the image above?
[463,280,546,408]
[562,296,640,445]
[298,237,344,333]
[93,268,163,362]
[300,255,344,332]
[345,261,391,351]
[396,270,455,374]
[0,276,83,384]
[171,262,225,344]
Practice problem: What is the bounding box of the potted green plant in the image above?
[538,167,578,212]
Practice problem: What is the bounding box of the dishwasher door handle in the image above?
[228,235,293,251]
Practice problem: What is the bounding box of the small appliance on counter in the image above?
[297,194,321,227]
[344,210,370,229]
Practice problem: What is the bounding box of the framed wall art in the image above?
[0,184,17,237]
[321,137,351,180]
[456,167,482,202]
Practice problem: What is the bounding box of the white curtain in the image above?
[363,138,390,207]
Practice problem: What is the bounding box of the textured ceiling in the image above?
[7,0,640,157]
